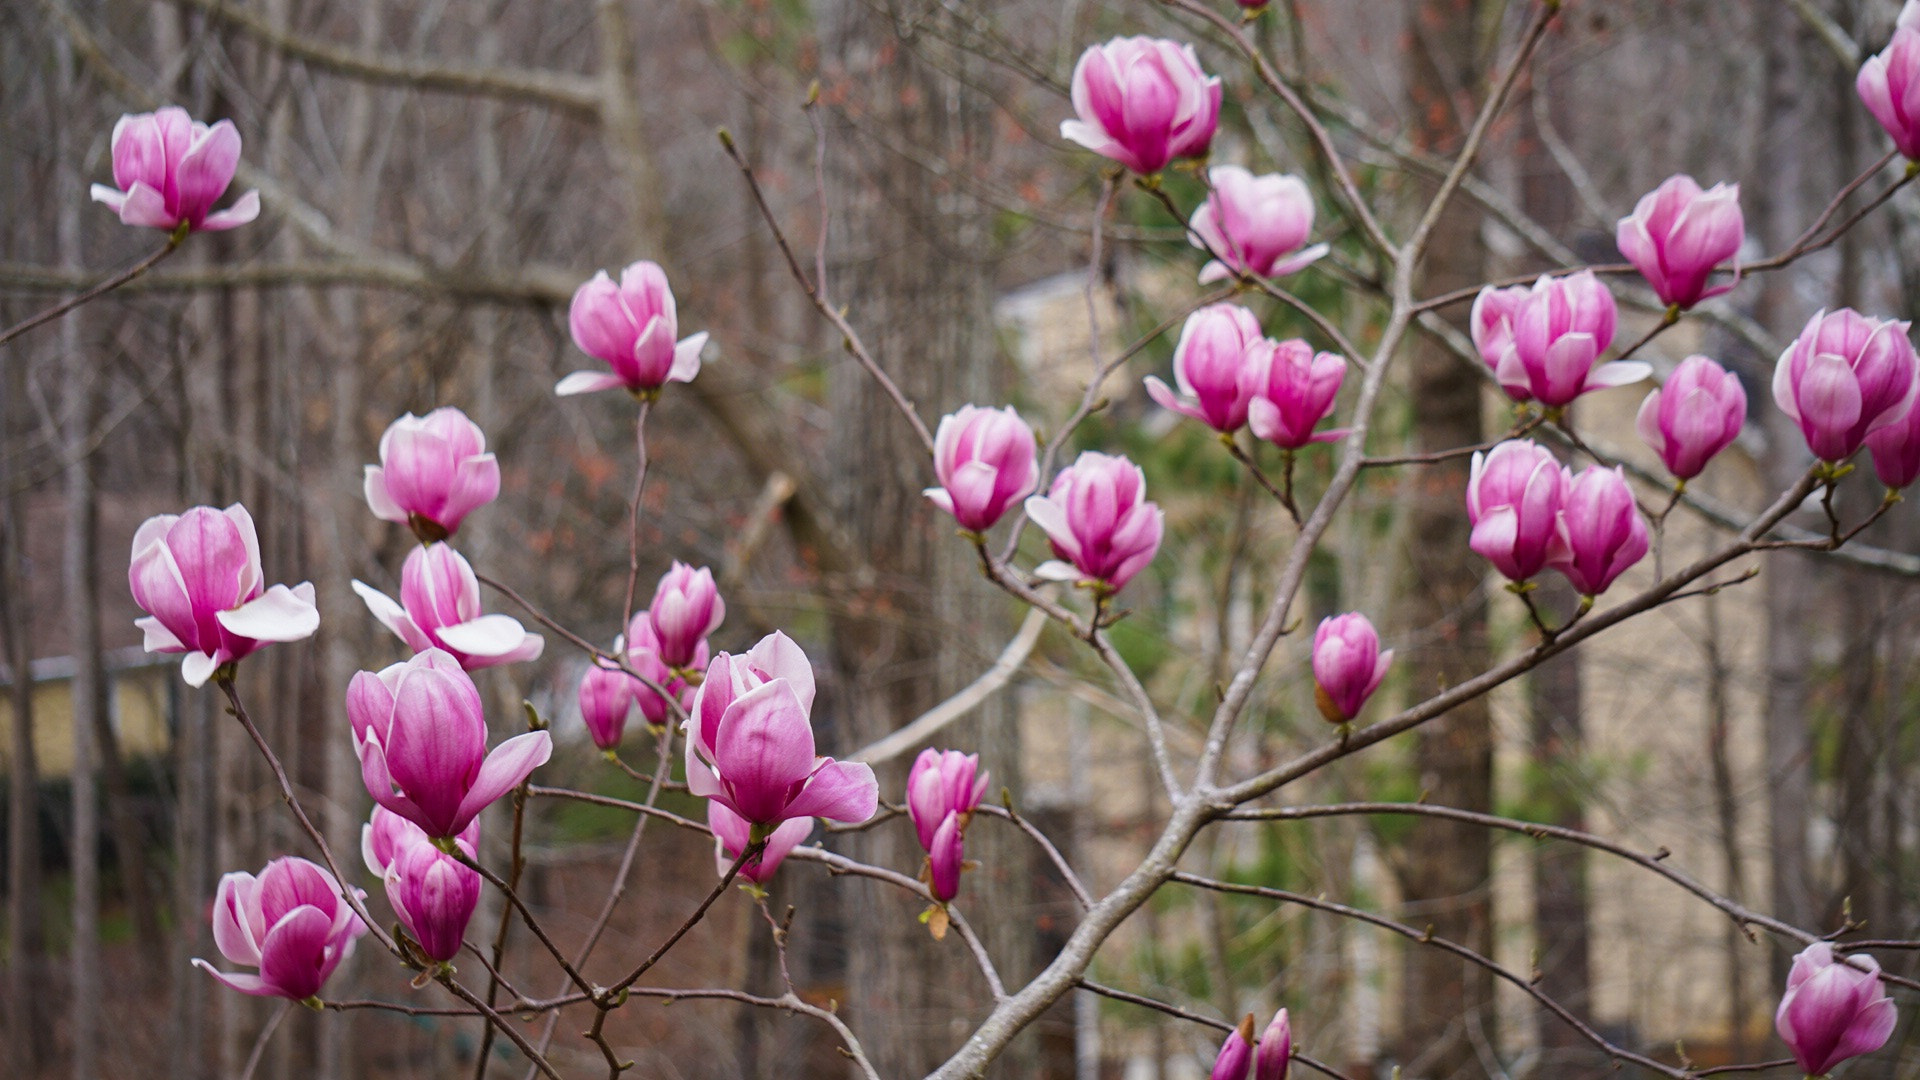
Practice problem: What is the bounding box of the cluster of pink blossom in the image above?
[92,0,1920,1065]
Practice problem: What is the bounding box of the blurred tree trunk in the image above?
[1513,46,1598,1077]
[1394,2,1493,1076]
[1755,17,1818,976]
[816,3,1026,1075]
[4,291,49,1074]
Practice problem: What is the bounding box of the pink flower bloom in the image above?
[129,504,320,687]
[1146,303,1265,432]
[558,261,709,397]
[363,408,501,541]
[578,661,638,751]
[927,812,966,902]
[1311,613,1393,723]
[1256,1008,1291,1080]
[907,749,988,851]
[1190,166,1326,284]
[1858,11,1920,160]
[624,612,696,727]
[1775,943,1897,1076]
[1502,271,1649,407]
[90,107,260,233]
[194,856,365,1001]
[353,543,543,670]
[1866,377,1920,487]
[648,562,725,670]
[362,804,476,878]
[708,800,812,885]
[351,649,553,840]
[1247,338,1346,449]
[1210,1016,1257,1080]
[383,835,481,964]
[1466,441,1567,582]
[1773,308,1920,462]
[684,632,878,829]
[1551,466,1649,597]
[1060,37,1221,175]
[925,405,1040,532]
[1025,452,1165,593]
[1470,283,1530,390]
[1635,355,1747,481]
[1616,176,1743,309]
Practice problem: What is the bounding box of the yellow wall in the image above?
[0,669,173,775]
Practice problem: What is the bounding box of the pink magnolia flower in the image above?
[708,800,812,885]
[684,631,878,829]
[353,543,543,670]
[1502,271,1649,407]
[1025,452,1164,593]
[1190,166,1326,284]
[1775,943,1897,1076]
[1147,303,1265,432]
[1311,613,1392,723]
[1773,308,1920,462]
[1256,1008,1291,1080]
[907,749,988,851]
[558,261,709,397]
[1866,378,1920,487]
[1635,355,1747,481]
[1248,338,1346,450]
[908,750,986,903]
[363,408,501,541]
[351,649,553,839]
[1060,38,1221,175]
[90,107,260,233]
[1551,466,1649,597]
[1466,441,1567,583]
[362,804,477,878]
[1211,1015,1258,1080]
[1470,283,1530,389]
[578,661,638,751]
[648,562,725,670]
[1858,7,1920,160]
[384,835,481,964]
[1616,176,1744,309]
[194,856,365,1001]
[624,612,696,726]
[926,812,966,902]
[924,405,1040,532]
[130,504,320,687]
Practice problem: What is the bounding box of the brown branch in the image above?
[174,0,601,116]
[0,232,183,347]
[716,129,935,454]
[1170,872,1692,1078]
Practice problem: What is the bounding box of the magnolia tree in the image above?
[16,0,1920,1077]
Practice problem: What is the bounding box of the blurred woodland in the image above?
[3,0,1920,1078]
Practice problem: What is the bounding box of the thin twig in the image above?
[0,230,183,347]
[975,804,1093,910]
[619,398,652,640]
[238,1001,293,1080]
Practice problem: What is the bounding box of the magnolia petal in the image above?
[89,184,128,213]
[1584,361,1653,391]
[218,583,321,643]
[1265,242,1329,278]
[198,190,261,232]
[669,331,709,383]
[181,651,221,688]
[435,614,529,658]
[137,615,186,654]
[192,960,279,998]
[555,371,629,397]
[353,580,432,653]
[781,759,880,824]
[452,731,554,833]
[116,181,178,229]
[1033,559,1081,582]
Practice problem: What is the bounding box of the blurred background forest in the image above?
[3,0,1920,1077]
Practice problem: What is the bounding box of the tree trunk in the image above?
[817,3,1025,1075]
[1395,3,1494,1076]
